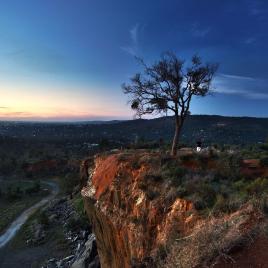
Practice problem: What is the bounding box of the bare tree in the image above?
[122,52,218,156]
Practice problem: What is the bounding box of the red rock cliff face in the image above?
[81,152,196,268]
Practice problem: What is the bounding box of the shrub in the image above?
[209,148,219,159]
[212,194,227,215]
[214,154,242,181]
[37,211,49,226]
[25,181,41,195]
[245,178,268,195]
[6,186,20,200]
[191,183,217,210]
[160,155,173,166]
[260,156,268,167]
[138,181,148,191]
[72,195,90,230]
[196,154,209,170]
[162,165,187,187]
[260,143,268,151]
[263,196,268,215]
[60,173,79,194]
[146,189,160,200]
[180,154,195,162]
[144,171,163,182]
[158,244,168,260]
[130,156,141,169]
[66,206,89,231]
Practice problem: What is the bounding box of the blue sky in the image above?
[0,0,267,120]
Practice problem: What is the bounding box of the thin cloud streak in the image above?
[213,73,268,99]
[121,24,141,56]
[191,24,211,38]
[244,37,257,44]
[213,88,268,100]
[219,73,256,81]
[130,24,139,44]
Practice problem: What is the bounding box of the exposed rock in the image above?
[81,152,196,267]
[80,158,94,189]
[41,198,98,268]
[71,234,99,268]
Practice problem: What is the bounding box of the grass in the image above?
[71,193,90,230]
[0,195,46,234]
[9,206,70,251]
[0,179,50,234]
[160,204,265,268]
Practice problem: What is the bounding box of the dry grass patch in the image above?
[159,204,263,268]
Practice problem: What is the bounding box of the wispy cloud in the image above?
[191,24,211,38]
[248,0,268,18]
[121,24,141,56]
[213,87,268,100]
[244,37,257,44]
[0,106,8,109]
[130,24,139,44]
[213,73,268,99]
[219,73,256,81]
[121,46,138,56]
[250,8,263,16]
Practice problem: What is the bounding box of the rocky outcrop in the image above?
[71,234,100,268]
[41,198,99,268]
[81,152,197,267]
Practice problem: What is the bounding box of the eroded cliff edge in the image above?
[81,151,268,268]
[81,152,196,267]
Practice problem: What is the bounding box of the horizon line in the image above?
[0,113,267,124]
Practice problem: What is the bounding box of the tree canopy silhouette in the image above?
[122,52,218,155]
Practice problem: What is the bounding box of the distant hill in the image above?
[0,115,267,145]
[94,115,268,145]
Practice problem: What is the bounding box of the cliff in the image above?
[81,151,268,268]
[81,152,196,267]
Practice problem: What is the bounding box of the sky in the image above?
[0,0,268,121]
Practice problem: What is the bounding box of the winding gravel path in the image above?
[0,181,59,248]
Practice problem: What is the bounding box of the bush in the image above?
[146,189,160,200]
[196,154,209,170]
[37,211,49,226]
[6,186,21,200]
[191,183,217,210]
[245,178,268,195]
[260,143,268,151]
[60,173,79,194]
[72,195,90,230]
[25,181,41,195]
[144,171,163,182]
[214,154,242,180]
[260,156,268,167]
[167,166,187,186]
[180,154,195,162]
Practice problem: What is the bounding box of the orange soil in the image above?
[91,155,120,199]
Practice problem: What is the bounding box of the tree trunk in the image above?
[171,116,181,156]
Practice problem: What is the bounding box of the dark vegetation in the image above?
[0,115,267,177]
[0,118,267,232]
[0,180,48,234]
[128,141,268,215]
